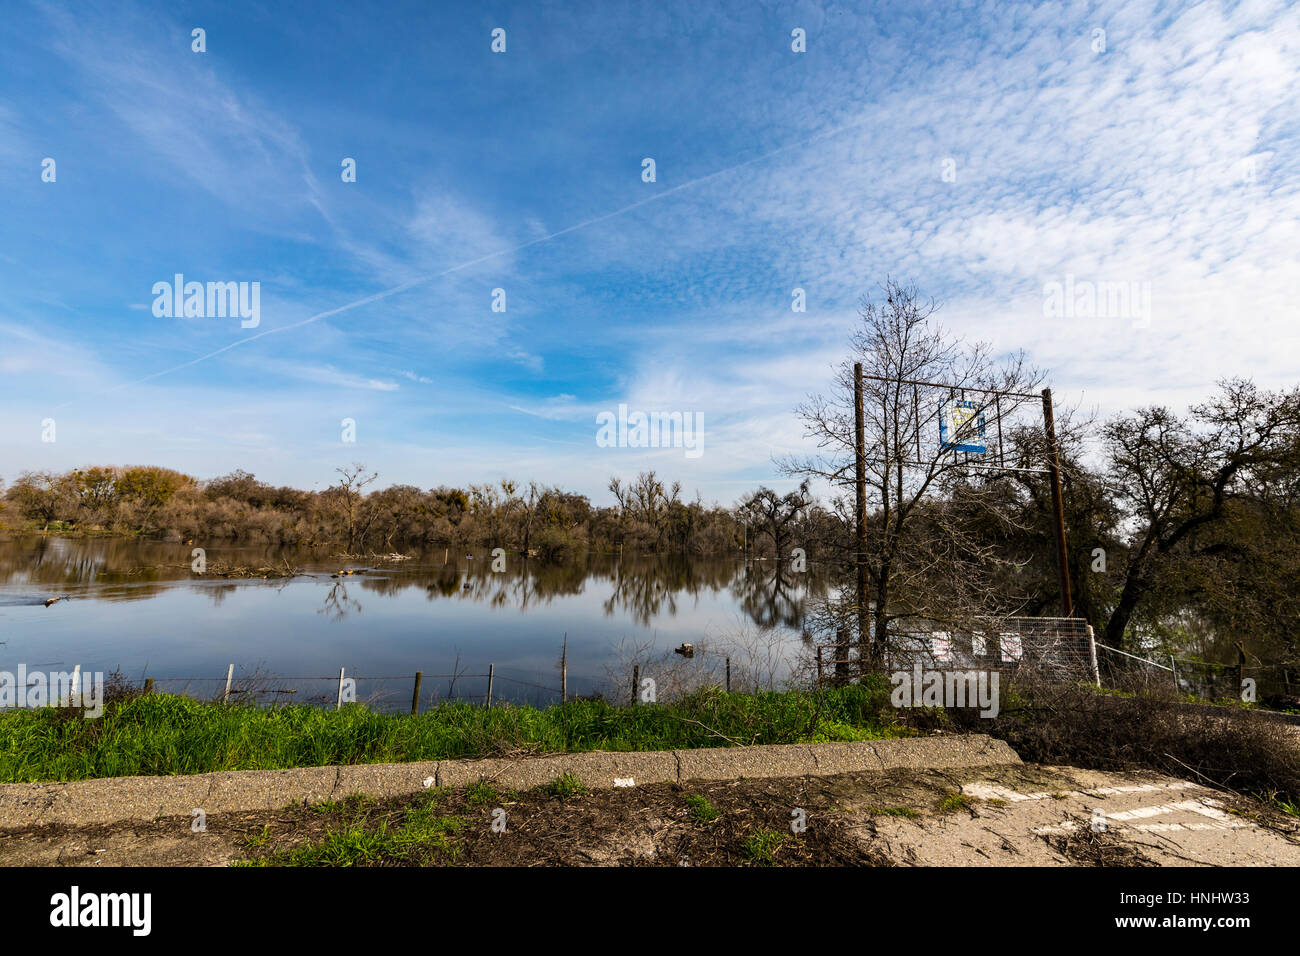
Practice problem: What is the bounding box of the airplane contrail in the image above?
[56,110,876,410]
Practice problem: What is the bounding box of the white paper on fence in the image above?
[930,632,951,662]
[1000,632,1023,662]
[972,632,986,657]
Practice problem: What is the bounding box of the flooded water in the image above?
[0,538,828,710]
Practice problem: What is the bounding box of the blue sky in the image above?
[2,0,1298,504]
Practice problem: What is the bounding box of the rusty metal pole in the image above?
[1041,388,1073,617]
[854,363,870,673]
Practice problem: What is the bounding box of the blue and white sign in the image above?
[939,399,987,453]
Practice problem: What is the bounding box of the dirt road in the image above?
[2,763,1295,866]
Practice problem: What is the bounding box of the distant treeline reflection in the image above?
[0,540,828,632]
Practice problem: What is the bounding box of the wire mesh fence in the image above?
[1094,642,1300,707]
[816,616,1100,687]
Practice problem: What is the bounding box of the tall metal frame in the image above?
[851,372,1073,618]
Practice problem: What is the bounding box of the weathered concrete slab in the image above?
[674,742,821,782]
[871,734,1021,771]
[436,751,679,791]
[0,735,1020,829]
[807,741,886,774]
[203,766,339,814]
[335,762,441,801]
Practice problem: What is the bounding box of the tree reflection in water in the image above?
[0,537,833,634]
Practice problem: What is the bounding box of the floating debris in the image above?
[187,560,302,579]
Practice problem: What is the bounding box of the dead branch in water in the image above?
[332,551,413,562]
[177,558,305,579]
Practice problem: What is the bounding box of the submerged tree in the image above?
[328,462,379,553]
[737,481,810,559]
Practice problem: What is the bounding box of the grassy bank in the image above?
[0,681,907,783]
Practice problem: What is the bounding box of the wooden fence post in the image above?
[336,667,346,710]
[143,677,154,695]
[223,664,234,702]
[835,627,849,683]
[725,657,731,693]
[1086,624,1101,688]
[486,664,494,709]
[1169,656,1178,694]
[411,671,422,715]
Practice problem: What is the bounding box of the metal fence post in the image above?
[411,671,422,715]
[336,667,345,710]
[486,664,494,709]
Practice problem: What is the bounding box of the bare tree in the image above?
[513,480,543,554]
[780,279,1043,669]
[331,462,379,553]
[608,471,680,550]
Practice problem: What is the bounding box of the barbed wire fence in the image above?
[107,662,608,713]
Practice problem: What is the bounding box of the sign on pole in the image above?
[939,399,986,453]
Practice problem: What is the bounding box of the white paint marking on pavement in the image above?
[1032,798,1251,835]
[966,780,1203,804]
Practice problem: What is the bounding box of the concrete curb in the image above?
[0,734,1020,830]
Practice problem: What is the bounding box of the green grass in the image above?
[544,772,589,799]
[244,825,273,848]
[938,791,974,813]
[0,680,904,783]
[465,782,501,806]
[685,793,720,823]
[240,789,469,866]
[870,806,920,818]
[740,828,788,866]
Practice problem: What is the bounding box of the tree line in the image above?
[0,463,837,561]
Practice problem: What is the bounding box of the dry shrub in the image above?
[964,674,1300,805]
